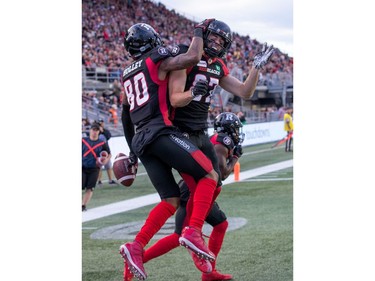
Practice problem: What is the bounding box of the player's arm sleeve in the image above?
[122,104,135,153]
[159,36,203,72]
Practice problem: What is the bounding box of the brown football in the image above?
[113,153,137,187]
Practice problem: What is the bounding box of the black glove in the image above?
[191,80,208,97]
[233,145,243,158]
[253,43,275,69]
[194,18,215,38]
[194,18,215,32]
[129,151,138,166]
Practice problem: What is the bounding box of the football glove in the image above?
[253,43,275,69]
[129,151,138,166]
[194,18,215,32]
[191,80,209,97]
[128,151,138,175]
[233,145,243,158]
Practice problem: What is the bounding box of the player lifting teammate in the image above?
[119,20,220,280]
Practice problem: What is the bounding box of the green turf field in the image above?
[82,143,293,281]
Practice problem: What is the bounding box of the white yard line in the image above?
[82,160,293,223]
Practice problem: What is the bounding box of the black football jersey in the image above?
[122,46,174,132]
[210,132,235,158]
[169,45,230,132]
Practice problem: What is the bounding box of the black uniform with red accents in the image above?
[121,45,215,199]
[122,46,174,136]
[210,132,235,158]
[176,131,236,234]
[169,45,230,132]
[168,45,229,187]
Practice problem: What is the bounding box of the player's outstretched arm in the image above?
[220,42,274,100]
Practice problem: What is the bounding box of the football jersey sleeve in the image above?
[211,133,235,150]
[149,46,173,63]
[218,58,230,76]
[169,44,189,56]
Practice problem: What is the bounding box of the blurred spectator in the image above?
[236,111,247,124]
[111,79,122,105]
[82,0,293,78]
[278,106,286,120]
[82,0,293,127]
[108,104,119,128]
[82,118,91,137]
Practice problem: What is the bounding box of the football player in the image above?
[123,112,244,281]
[166,19,273,278]
[119,20,220,280]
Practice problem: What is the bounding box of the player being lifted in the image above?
[167,19,274,279]
[119,20,221,281]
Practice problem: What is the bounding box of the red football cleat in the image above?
[123,261,134,281]
[189,249,212,273]
[202,269,233,281]
[119,241,147,280]
[179,226,215,262]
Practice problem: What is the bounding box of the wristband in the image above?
[193,28,203,38]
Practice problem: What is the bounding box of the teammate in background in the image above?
[123,112,244,281]
[166,19,273,272]
[119,20,220,280]
[82,123,111,211]
[283,106,293,152]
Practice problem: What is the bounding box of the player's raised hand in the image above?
[194,18,215,32]
[253,43,275,69]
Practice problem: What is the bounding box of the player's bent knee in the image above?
[214,220,228,232]
[206,169,219,183]
[163,197,180,209]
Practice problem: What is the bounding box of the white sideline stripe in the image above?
[82,160,293,223]
[244,178,293,182]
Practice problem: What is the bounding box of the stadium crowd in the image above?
[82,0,293,135]
[82,0,293,84]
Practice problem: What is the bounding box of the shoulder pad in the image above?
[156,46,171,56]
[149,47,172,63]
[169,44,189,56]
[216,133,235,150]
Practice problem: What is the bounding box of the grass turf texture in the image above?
[82,143,293,280]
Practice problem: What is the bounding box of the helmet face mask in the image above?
[124,23,162,59]
[203,20,232,58]
[214,112,244,145]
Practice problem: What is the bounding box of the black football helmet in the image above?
[124,23,162,59]
[214,112,244,145]
[203,20,232,58]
